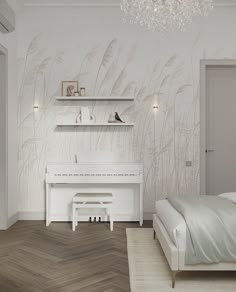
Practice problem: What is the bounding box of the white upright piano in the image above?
[45,162,143,226]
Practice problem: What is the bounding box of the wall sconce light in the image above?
[153,105,158,121]
[153,94,159,111]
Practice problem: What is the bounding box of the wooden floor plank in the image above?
[0,221,151,292]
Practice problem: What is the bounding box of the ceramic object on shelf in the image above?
[80,88,85,96]
[108,112,125,123]
[81,107,90,123]
[76,113,96,124]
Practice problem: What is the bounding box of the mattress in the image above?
[155,199,186,249]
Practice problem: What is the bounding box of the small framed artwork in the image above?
[61,81,78,97]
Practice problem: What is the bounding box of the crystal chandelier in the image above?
[120,0,214,31]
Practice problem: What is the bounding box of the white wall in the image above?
[0,25,18,225]
[16,3,236,218]
[0,49,8,229]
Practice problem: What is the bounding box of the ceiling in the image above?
[8,0,236,7]
[9,0,120,8]
[6,0,236,13]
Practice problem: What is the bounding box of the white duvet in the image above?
[155,194,236,250]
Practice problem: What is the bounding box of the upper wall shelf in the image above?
[56,96,134,101]
[56,123,134,127]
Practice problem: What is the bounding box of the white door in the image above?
[0,47,8,229]
[205,65,236,195]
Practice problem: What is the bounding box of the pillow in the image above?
[218,192,236,203]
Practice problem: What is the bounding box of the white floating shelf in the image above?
[56,123,134,127]
[56,96,134,101]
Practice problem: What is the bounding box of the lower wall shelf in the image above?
[56,123,134,127]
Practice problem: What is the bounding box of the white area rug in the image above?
[126,228,236,292]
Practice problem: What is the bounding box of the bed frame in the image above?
[153,214,236,288]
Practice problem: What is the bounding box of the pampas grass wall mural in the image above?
[18,35,200,214]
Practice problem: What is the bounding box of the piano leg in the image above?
[140,183,143,226]
[46,183,51,226]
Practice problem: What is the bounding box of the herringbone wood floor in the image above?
[0,221,151,292]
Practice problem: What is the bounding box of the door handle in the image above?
[205,149,215,153]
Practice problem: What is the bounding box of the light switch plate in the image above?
[185,161,192,167]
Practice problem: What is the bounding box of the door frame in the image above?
[0,43,8,229]
[200,59,236,195]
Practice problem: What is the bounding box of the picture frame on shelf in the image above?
[61,81,78,97]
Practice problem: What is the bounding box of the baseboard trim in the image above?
[7,213,19,228]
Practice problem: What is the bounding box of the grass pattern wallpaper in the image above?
[17,32,202,214]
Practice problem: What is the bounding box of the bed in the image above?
[152,193,236,288]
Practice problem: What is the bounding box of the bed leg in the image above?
[172,271,177,288]
[153,230,156,240]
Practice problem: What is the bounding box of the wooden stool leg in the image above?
[75,208,78,226]
[109,208,113,232]
[72,204,76,232]
[172,271,177,288]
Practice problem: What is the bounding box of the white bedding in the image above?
[219,192,236,203]
[155,200,186,249]
[155,194,235,250]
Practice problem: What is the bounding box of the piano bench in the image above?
[72,193,113,232]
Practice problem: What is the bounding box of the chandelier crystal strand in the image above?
[120,0,213,31]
